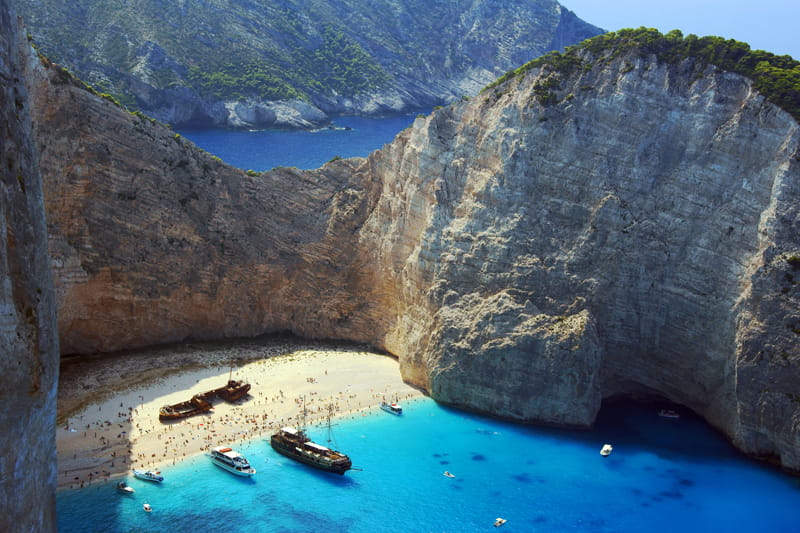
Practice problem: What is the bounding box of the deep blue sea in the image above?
[57,397,800,532]
[176,111,426,171]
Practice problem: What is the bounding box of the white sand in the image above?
[56,349,422,490]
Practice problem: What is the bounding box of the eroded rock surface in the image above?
[27,42,800,471]
[0,5,59,531]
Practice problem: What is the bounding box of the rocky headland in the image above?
[22,24,800,479]
[17,0,602,128]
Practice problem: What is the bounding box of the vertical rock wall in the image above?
[0,3,59,531]
[25,35,800,472]
[350,52,800,468]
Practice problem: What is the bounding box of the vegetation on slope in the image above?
[486,27,800,123]
[186,27,390,101]
[18,0,603,122]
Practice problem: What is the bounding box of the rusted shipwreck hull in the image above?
[158,380,251,421]
[159,394,213,420]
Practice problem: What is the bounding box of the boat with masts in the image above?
[270,401,352,475]
[209,446,256,477]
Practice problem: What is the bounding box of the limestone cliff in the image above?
[27,35,800,472]
[0,4,59,531]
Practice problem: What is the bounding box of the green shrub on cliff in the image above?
[187,63,306,101]
[486,27,800,122]
[186,26,389,101]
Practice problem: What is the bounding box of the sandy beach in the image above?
[56,337,422,490]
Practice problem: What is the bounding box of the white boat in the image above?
[133,469,164,483]
[116,481,135,494]
[443,471,455,478]
[210,446,256,477]
[143,503,152,512]
[494,517,507,527]
[380,401,403,415]
[600,444,613,456]
[658,409,680,419]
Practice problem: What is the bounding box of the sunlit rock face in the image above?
[28,39,800,471]
[359,52,800,470]
[0,3,60,531]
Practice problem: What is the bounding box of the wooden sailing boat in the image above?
[269,397,352,474]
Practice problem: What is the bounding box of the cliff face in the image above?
[27,56,383,353]
[368,55,800,469]
[17,0,602,128]
[28,39,800,470]
[0,4,59,531]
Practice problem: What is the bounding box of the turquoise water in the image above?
[57,398,800,532]
[176,111,425,171]
[64,118,800,531]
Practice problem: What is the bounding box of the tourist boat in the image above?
[494,517,507,527]
[116,481,135,494]
[443,471,455,478]
[658,409,680,419]
[159,394,213,421]
[270,401,352,475]
[209,446,256,477]
[600,444,613,456]
[133,469,164,483]
[380,401,403,415]
[143,503,152,512]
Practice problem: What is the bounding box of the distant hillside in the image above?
[18,0,602,128]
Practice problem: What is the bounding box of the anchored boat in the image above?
[209,446,256,477]
[380,401,403,415]
[270,401,352,475]
[133,469,164,483]
[116,481,135,494]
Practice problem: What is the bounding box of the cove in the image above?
[176,111,428,171]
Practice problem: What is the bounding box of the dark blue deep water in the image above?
[57,398,800,532]
[177,111,426,171]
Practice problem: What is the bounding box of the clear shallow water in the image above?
[57,398,800,532]
[60,118,800,531]
[176,111,426,171]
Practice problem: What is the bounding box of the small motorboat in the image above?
[133,469,164,483]
[600,444,613,456]
[116,481,135,494]
[658,409,680,419]
[443,471,455,478]
[494,517,507,527]
[143,503,152,512]
[380,401,403,415]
